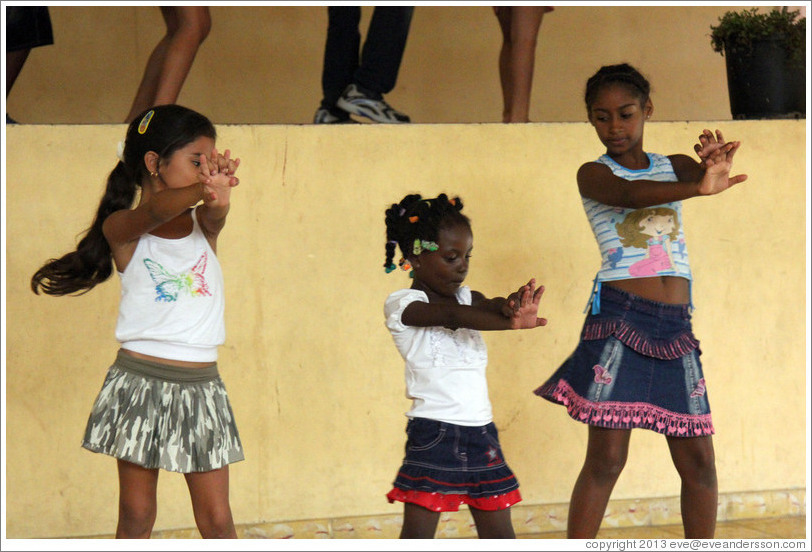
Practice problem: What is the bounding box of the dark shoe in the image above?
[336,84,410,123]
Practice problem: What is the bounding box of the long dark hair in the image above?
[383,193,470,273]
[30,104,216,296]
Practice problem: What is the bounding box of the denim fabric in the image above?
[390,417,520,498]
[536,286,714,436]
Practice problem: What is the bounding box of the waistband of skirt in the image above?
[114,350,219,383]
[599,284,692,319]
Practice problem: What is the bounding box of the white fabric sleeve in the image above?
[384,289,428,333]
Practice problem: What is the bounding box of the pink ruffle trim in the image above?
[583,319,700,360]
[387,488,522,512]
[538,380,714,437]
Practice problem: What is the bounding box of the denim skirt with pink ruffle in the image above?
[535,285,714,437]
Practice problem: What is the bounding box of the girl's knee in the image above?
[672,440,717,485]
[197,508,236,538]
[195,505,236,539]
[584,447,628,481]
[117,503,157,538]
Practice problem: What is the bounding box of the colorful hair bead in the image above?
[399,258,412,271]
[409,216,419,223]
[421,240,439,252]
[413,239,422,255]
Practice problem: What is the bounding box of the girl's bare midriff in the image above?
[605,275,690,305]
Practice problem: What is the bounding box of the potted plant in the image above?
[710,6,806,119]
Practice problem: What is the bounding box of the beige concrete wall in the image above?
[3,119,807,538]
[4,5,791,124]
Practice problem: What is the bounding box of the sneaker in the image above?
[313,107,358,124]
[336,84,410,124]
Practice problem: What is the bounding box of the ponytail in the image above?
[31,104,216,296]
[30,162,138,295]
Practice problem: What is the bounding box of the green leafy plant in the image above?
[710,6,806,61]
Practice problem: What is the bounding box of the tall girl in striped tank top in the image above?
[534,64,747,539]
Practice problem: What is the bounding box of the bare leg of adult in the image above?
[184,465,237,538]
[469,506,516,538]
[493,7,513,122]
[125,7,211,122]
[503,6,545,123]
[151,7,210,106]
[116,459,159,538]
[567,426,632,538]
[666,435,717,538]
[399,502,441,538]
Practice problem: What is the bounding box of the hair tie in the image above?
[116,141,125,163]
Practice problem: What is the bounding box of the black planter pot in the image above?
[723,37,806,119]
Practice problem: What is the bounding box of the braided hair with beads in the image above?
[384,193,470,275]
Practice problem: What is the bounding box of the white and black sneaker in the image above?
[313,107,359,124]
[336,84,410,124]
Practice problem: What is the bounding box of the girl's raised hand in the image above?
[697,142,748,196]
[694,129,728,168]
[508,278,548,330]
[199,153,237,206]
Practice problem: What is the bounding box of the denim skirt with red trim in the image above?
[535,285,714,437]
[387,417,521,512]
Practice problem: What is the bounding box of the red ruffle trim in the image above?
[387,488,522,512]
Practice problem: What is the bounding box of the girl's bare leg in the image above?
[116,459,159,538]
[400,502,441,538]
[469,506,516,538]
[184,465,237,538]
[567,426,632,538]
[666,435,717,538]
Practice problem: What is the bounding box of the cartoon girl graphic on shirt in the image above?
[616,207,680,277]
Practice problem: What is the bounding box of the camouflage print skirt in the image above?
[82,350,244,473]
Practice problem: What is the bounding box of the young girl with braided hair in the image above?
[534,63,747,538]
[31,104,243,538]
[383,192,547,538]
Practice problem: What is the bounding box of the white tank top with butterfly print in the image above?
[115,207,225,362]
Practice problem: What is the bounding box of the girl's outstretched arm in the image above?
[578,132,746,209]
[103,182,206,251]
[402,279,547,331]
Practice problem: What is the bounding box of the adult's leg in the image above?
[567,426,632,538]
[666,435,717,538]
[356,7,414,96]
[399,502,441,538]
[320,6,362,109]
[125,6,211,122]
[493,7,514,122]
[469,506,516,538]
[184,465,237,538]
[502,6,546,122]
[116,459,159,538]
